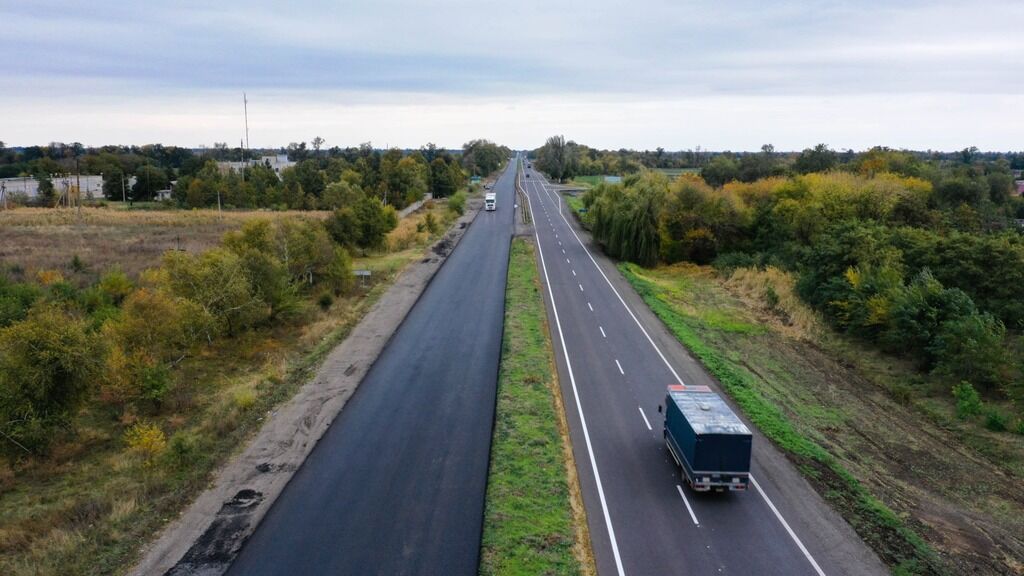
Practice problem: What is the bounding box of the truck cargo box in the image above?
[663,384,751,492]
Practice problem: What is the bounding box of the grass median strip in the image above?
[480,238,593,576]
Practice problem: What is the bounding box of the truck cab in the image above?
[663,384,751,492]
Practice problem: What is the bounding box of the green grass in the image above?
[654,168,700,178]
[569,175,606,187]
[619,263,946,576]
[480,239,589,576]
[564,194,585,214]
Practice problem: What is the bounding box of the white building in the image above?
[216,154,296,178]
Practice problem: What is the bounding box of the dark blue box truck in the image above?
[663,384,752,492]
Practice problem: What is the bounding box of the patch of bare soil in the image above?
[738,328,1024,575]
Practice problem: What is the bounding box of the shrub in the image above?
[162,248,266,336]
[424,212,440,234]
[0,280,41,327]
[951,382,982,420]
[124,423,167,466]
[70,254,86,273]
[448,191,467,215]
[325,247,354,295]
[233,389,257,411]
[98,269,133,305]
[984,410,1008,432]
[325,198,398,250]
[0,306,103,454]
[930,313,1007,390]
[317,292,334,310]
[36,269,65,286]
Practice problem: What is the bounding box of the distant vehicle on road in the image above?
[526,173,530,178]
[485,192,496,211]
[662,384,751,492]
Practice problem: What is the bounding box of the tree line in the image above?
[527,136,1024,186]
[0,139,510,208]
[572,142,1024,425]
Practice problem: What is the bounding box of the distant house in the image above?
[1015,180,1024,197]
[604,175,623,183]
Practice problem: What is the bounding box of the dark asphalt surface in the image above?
[522,164,884,576]
[225,160,518,576]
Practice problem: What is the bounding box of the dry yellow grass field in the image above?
[0,207,329,282]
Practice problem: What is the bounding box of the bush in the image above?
[98,269,133,305]
[162,248,265,336]
[124,423,167,466]
[0,280,41,327]
[325,197,398,250]
[0,306,103,454]
[984,410,1008,432]
[448,191,467,215]
[317,292,334,310]
[424,212,440,234]
[929,313,1007,390]
[951,382,982,420]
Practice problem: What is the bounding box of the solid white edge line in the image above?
[615,359,624,375]
[520,161,627,576]
[638,406,652,431]
[676,485,700,526]
[546,170,826,575]
[552,198,685,384]
[751,476,826,576]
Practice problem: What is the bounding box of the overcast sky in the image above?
[1,0,1022,151]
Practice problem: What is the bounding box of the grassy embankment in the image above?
[619,263,1024,575]
[480,239,594,576]
[0,201,459,576]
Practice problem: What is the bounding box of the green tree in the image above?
[161,248,266,337]
[35,172,55,205]
[132,164,170,201]
[325,197,398,250]
[701,155,740,187]
[793,144,838,174]
[0,306,103,454]
[930,312,1007,391]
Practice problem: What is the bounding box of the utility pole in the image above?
[243,92,251,182]
[75,157,81,217]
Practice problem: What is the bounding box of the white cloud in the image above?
[1,0,1022,148]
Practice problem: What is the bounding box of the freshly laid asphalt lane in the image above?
[521,162,885,576]
[226,160,518,575]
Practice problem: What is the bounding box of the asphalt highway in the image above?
[520,163,886,576]
[225,160,518,575]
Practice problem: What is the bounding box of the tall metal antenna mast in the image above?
[243,92,250,154]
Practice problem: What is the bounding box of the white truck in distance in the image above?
[484,192,496,211]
